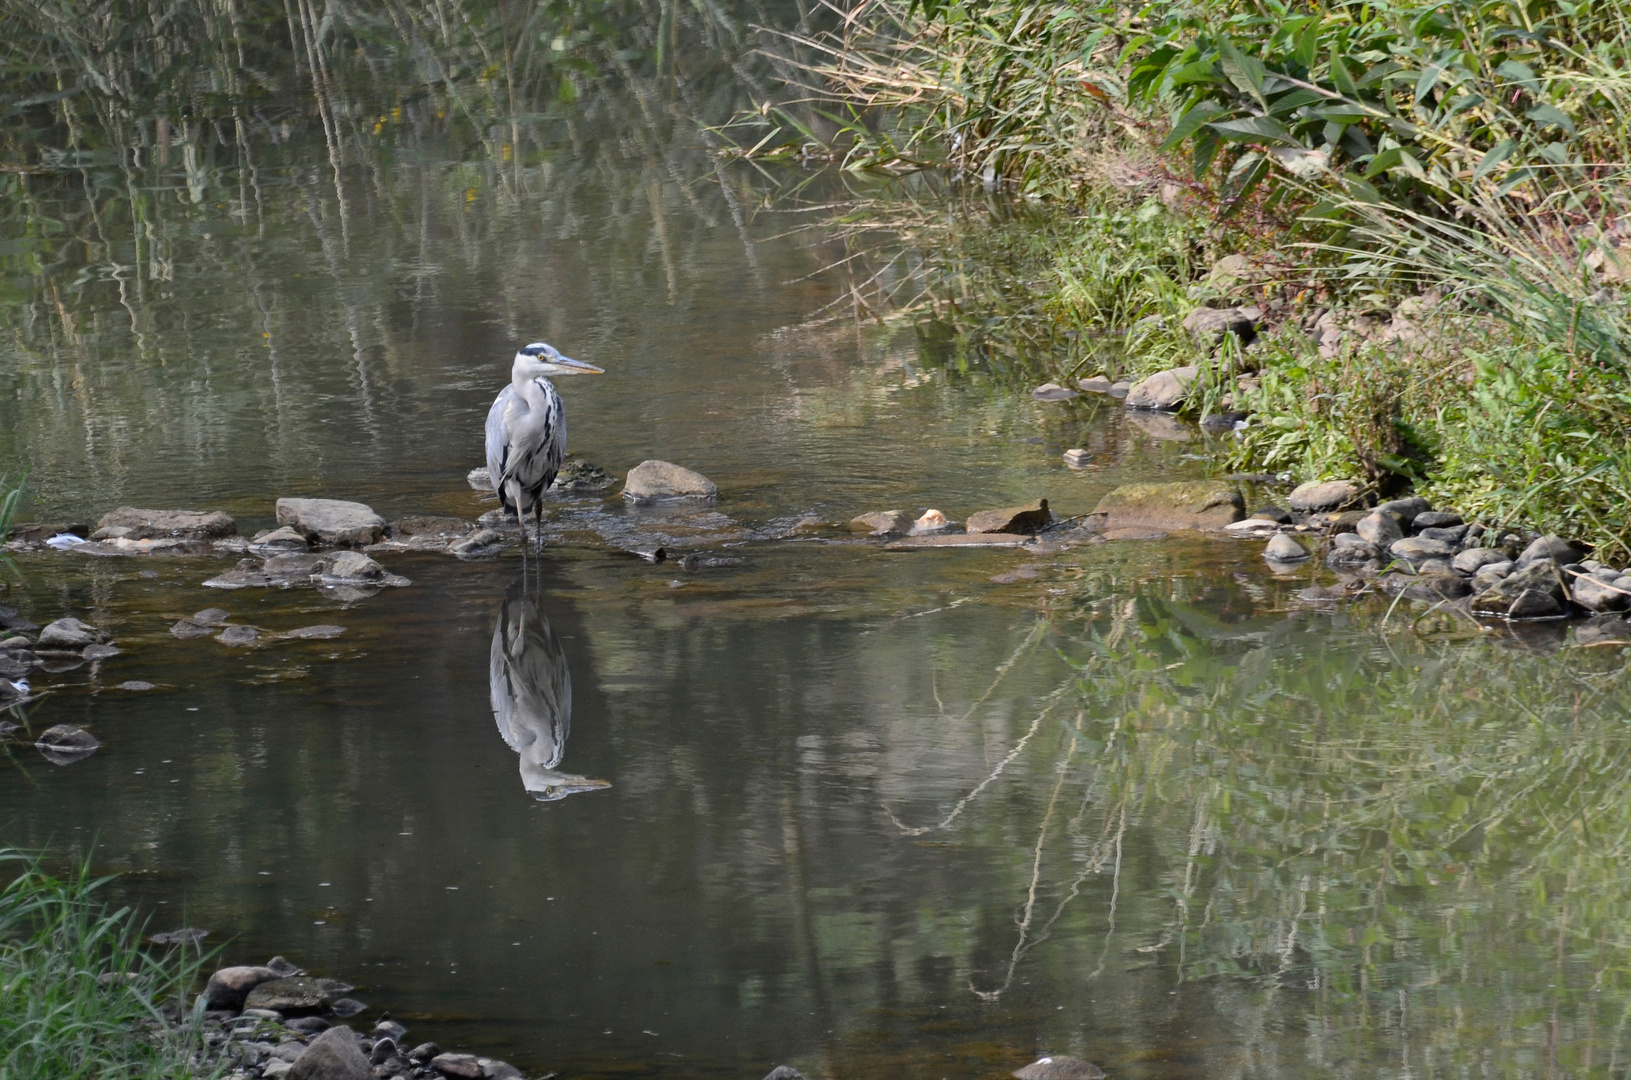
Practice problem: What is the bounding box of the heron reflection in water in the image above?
[490,583,610,801]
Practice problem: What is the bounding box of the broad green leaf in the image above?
[1329,56,1359,98]
[1208,115,1299,144]
[1267,89,1327,115]
[1364,146,1403,177]
[1293,21,1320,69]
[1166,59,1222,87]
[1414,64,1440,103]
[1472,139,1518,180]
[1217,36,1267,106]
[1526,104,1576,135]
[1162,100,1226,150]
[1495,59,1539,93]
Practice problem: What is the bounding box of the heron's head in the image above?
[514,341,604,378]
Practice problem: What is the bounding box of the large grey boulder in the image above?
[1264,533,1309,562]
[1288,479,1361,512]
[1452,547,1509,575]
[275,499,386,548]
[36,618,104,649]
[1470,559,1568,619]
[1373,496,1431,525]
[201,965,280,1011]
[1182,305,1260,345]
[966,499,1052,534]
[1355,512,1403,547]
[1571,571,1631,613]
[290,1026,369,1080]
[1516,534,1586,568]
[622,460,717,503]
[244,976,328,1013]
[94,507,236,540]
[1124,366,1198,411]
[1090,481,1243,532]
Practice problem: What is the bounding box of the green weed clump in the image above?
[0,851,216,1080]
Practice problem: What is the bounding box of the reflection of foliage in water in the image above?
[912,579,1631,1074]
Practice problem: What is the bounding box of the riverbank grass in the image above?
[0,851,216,1080]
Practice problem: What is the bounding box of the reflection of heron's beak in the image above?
[527,775,612,802]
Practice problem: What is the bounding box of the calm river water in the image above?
[3,93,1631,1080]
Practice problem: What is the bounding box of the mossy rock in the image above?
[1089,481,1244,532]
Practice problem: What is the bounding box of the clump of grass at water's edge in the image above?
[0,850,218,1080]
[720,0,1631,560]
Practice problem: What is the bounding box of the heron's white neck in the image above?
[511,365,555,407]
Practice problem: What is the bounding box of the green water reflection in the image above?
[2,37,1631,1080]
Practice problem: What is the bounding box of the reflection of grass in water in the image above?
[0,850,216,1080]
[909,589,1631,1069]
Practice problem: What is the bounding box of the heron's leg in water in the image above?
[533,502,545,550]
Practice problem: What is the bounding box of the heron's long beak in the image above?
[552,356,605,375]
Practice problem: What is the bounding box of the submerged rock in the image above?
[1089,481,1244,532]
[1470,559,1569,619]
[1124,365,1198,411]
[171,619,214,639]
[290,1026,369,1080]
[36,724,98,764]
[967,499,1052,535]
[1287,479,1361,512]
[1063,448,1092,468]
[281,625,345,640]
[467,466,494,491]
[390,516,473,539]
[1077,375,1113,393]
[1263,533,1309,562]
[762,1069,808,1080]
[1031,382,1079,401]
[275,498,386,548]
[94,507,237,541]
[37,618,105,650]
[1013,1056,1106,1080]
[450,529,504,559]
[850,510,913,537]
[249,526,311,553]
[622,460,718,503]
[217,626,259,646]
[245,976,328,1013]
[82,643,120,661]
[551,458,617,492]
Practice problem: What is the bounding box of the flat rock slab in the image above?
[967,499,1051,535]
[245,975,329,1013]
[885,533,1035,550]
[276,498,386,548]
[281,625,346,640]
[95,507,237,540]
[1090,480,1243,532]
[1124,365,1198,411]
[623,460,718,503]
[850,511,912,537]
[1288,479,1361,512]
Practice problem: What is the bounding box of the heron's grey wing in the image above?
[496,379,565,503]
[485,388,513,501]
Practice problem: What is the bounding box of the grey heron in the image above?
[485,342,604,547]
[490,584,610,802]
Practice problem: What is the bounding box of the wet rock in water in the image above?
[82,643,120,661]
[1031,382,1079,401]
[1123,410,1193,442]
[245,976,328,1013]
[1287,479,1361,512]
[1355,512,1403,547]
[1404,573,1474,601]
[0,654,34,679]
[1373,496,1432,526]
[286,1016,331,1035]
[217,626,259,646]
[991,564,1041,583]
[407,1042,441,1062]
[1124,365,1198,411]
[551,458,617,492]
[0,606,38,633]
[275,498,386,548]
[429,1053,484,1078]
[328,997,366,1017]
[282,625,345,640]
[1107,380,1132,399]
[187,608,228,626]
[171,619,214,640]
[762,1068,807,1080]
[967,499,1052,535]
[1263,533,1309,562]
[116,681,155,692]
[1411,510,1463,530]
[37,618,104,650]
[467,467,494,492]
[1577,615,1631,645]
[1516,534,1586,568]
[1077,375,1113,393]
[373,1020,407,1043]
[249,526,311,553]
[1199,410,1249,430]
[1453,548,1509,575]
[290,1026,369,1080]
[626,546,668,564]
[1224,518,1279,537]
[910,509,955,536]
[1182,305,1260,346]
[1416,557,1455,576]
[369,1037,400,1064]
[390,516,474,539]
[1390,536,1454,563]
[850,510,913,537]
[450,528,504,559]
[202,560,273,590]
[322,551,386,584]
[485,1062,524,1080]
[202,965,280,1011]
[1470,559,1568,619]
[35,725,98,762]
[1014,1055,1106,1080]
[1063,448,1091,469]
[1090,481,1244,532]
[622,460,718,503]
[266,956,303,977]
[679,553,744,571]
[1570,571,1631,613]
[94,507,237,541]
